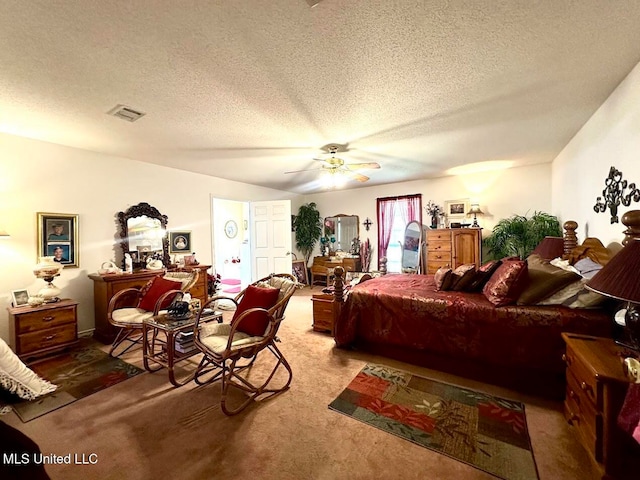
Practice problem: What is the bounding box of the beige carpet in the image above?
[4,286,596,480]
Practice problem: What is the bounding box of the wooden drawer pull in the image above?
[568,390,580,404]
[567,411,580,425]
[562,353,571,366]
[42,315,55,322]
[580,382,592,394]
[435,255,441,259]
[43,334,57,341]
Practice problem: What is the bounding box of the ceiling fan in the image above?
[284,144,380,183]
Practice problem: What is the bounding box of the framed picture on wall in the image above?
[37,212,79,267]
[444,199,470,220]
[292,260,308,285]
[169,231,191,254]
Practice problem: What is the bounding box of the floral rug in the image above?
[10,341,144,422]
[329,364,539,480]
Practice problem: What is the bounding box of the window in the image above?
[376,194,422,272]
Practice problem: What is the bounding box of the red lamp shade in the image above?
[531,236,565,261]
[586,239,640,303]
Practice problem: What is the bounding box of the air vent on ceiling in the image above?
[107,104,146,122]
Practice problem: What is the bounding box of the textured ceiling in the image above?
[2,1,640,194]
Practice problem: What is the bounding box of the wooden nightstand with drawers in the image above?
[8,299,78,362]
[561,333,640,479]
[311,293,337,334]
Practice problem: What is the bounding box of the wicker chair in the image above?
[106,270,199,357]
[193,273,297,415]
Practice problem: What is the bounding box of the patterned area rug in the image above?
[329,364,539,480]
[10,341,144,422]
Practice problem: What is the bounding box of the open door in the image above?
[250,200,292,280]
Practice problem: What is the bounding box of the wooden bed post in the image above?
[562,220,578,259]
[622,210,640,245]
[333,266,345,304]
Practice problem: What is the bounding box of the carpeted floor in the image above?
[2,286,597,479]
[330,364,538,480]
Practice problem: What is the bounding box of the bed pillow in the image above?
[138,276,182,312]
[0,338,57,414]
[469,260,502,291]
[232,285,281,336]
[517,254,581,305]
[434,267,454,291]
[537,279,586,305]
[573,257,603,280]
[483,259,529,306]
[451,264,477,291]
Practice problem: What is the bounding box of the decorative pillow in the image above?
[434,267,454,291]
[451,264,477,291]
[483,259,529,306]
[469,260,502,291]
[138,276,182,312]
[573,257,603,280]
[564,289,608,309]
[537,279,586,305]
[550,257,580,274]
[0,338,57,414]
[232,285,281,336]
[517,254,581,305]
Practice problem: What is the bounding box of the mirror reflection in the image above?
[117,202,170,269]
[401,221,426,273]
[127,216,165,252]
[324,215,359,253]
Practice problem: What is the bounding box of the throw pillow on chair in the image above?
[232,285,281,336]
[138,276,182,311]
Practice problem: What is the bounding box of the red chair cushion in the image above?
[138,276,182,312]
[232,285,281,336]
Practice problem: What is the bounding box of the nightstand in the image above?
[311,293,336,334]
[561,333,640,479]
[7,299,79,362]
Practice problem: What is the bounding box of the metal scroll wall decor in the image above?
[594,166,640,223]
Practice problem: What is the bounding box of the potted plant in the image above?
[293,203,323,268]
[483,211,562,260]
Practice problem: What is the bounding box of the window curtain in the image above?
[376,194,422,269]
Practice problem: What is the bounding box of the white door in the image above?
[250,200,292,280]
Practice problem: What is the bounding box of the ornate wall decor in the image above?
[594,166,640,223]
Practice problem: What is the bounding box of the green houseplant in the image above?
[483,211,562,260]
[293,202,323,267]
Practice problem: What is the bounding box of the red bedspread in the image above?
[335,274,611,375]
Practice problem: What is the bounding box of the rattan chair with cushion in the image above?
[193,273,297,415]
[107,270,199,357]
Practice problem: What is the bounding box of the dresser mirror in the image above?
[324,214,359,253]
[117,202,169,269]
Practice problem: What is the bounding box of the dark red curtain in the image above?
[376,194,422,269]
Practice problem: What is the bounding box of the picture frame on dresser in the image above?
[37,212,79,267]
[11,289,29,307]
[444,199,470,220]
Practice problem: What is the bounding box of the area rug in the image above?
[329,364,539,480]
[10,342,144,422]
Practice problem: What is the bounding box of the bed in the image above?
[331,221,626,398]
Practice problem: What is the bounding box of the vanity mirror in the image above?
[324,214,359,253]
[117,202,169,269]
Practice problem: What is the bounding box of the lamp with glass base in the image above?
[33,256,64,303]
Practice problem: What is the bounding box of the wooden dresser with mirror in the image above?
[89,202,209,343]
[312,214,362,286]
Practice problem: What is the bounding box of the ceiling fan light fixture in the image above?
[321,169,347,189]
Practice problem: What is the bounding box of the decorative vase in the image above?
[33,256,64,302]
[431,214,438,229]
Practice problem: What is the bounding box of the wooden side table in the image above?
[311,293,336,334]
[7,299,78,362]
[561,333,640,479]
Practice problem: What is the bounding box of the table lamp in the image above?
[33,256,64,302]
[467,204,484,227]
[586,238,640,350]
[531,236,565,261]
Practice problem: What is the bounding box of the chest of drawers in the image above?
[561,333,640,479]
[426,228,481,274]
[8,299,78,362]
[311,293,337,334]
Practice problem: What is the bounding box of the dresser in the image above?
[310,256,361,286]
[426,228,481,274]
[561,333,640,479]
[88,265,210,343]
[7,299,78,362]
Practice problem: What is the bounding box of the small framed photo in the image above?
[11,289,30,307]
[444,199,470,220]
[169,231,191,254]
[37,212,79,267]
[183,254,198,266]
[292,260,308,285]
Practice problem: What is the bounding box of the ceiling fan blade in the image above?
[344,162,380,170]
[342,170,370,182]
[284,167,322,174]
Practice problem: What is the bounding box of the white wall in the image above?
[0,133,298,341]
[305,162,553,268]
[553,61,640,245]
